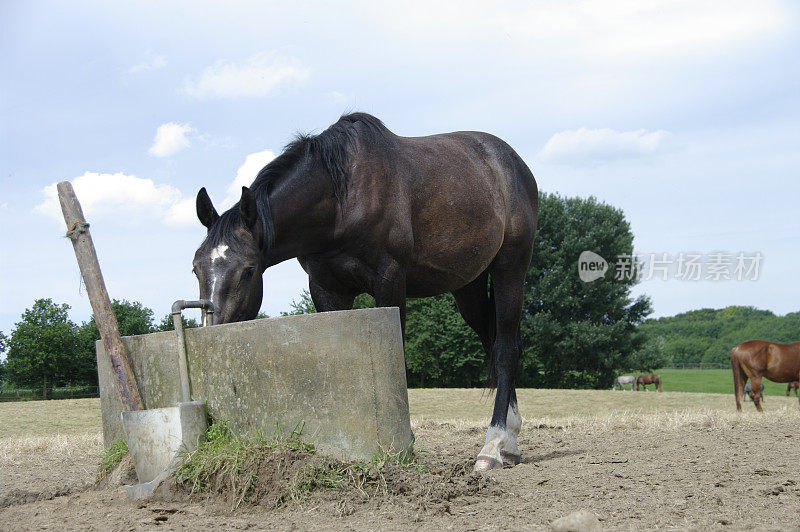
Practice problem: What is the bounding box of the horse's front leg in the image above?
[371,259,407,334]
[308,278,356,312]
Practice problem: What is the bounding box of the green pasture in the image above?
[653,368,795,396]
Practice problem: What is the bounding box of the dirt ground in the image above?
[1,392,799,531]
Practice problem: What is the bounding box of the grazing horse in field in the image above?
[787,381,800,397]
[731,340,800,411]
[636,374,662,391]
[612,375,636,391]
[191,113,539,471]
[743,381,764,402]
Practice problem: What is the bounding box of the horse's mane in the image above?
[206,112,390,250]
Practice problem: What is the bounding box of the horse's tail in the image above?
[486,276,499,389]
[731,348,745,411]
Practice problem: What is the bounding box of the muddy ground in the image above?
[1,398,799,531]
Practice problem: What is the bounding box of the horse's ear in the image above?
[239,186,258,229]
[196,187,219,230]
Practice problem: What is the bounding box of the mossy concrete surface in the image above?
[97,307,413,461]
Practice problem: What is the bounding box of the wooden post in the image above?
[57,181,144,412]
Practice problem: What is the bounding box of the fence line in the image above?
[0,365,731,402]
[661,363,729,370]
[0,386,100,402]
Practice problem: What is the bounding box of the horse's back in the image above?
[350,128,538,295]
[733,340,800,382]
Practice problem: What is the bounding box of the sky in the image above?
[1,0,799,338]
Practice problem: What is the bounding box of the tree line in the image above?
[638,306,800,366]
[0,299,198,398]
[1,192,679,392]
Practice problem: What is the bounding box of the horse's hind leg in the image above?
[455,273,524,465]
[732,351,747,411]
[473,259,527,472]
[452,270,495,358]
[749,376,764,412]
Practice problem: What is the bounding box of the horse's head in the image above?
[193,186,265,324]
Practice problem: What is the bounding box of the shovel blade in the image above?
[121,401,207,484]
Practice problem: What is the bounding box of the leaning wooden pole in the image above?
[57,181,144,412]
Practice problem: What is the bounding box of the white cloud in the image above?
[164,198,197,227]
[148,122,194,157]
[182,51,310,100]
[222,150,277,209]
[365,0,792,63]
[129,51,167,74]
[35,151,279,230]
[327,91,354,105]
[35,172,196,227]
[537,127,672,165]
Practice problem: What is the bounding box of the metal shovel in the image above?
[120,300,214,498]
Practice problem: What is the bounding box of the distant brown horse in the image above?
[636,374,662,391]
[787,381,800,397]
[731,341,800,411]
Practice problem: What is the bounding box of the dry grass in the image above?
[0,398,102,439]
[0,398,103,475]
[0,432,103,466]
[0,389,796,460]
[408,388,800,432]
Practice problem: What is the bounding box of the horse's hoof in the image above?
[473,455,503,472]
[501,451,521,466]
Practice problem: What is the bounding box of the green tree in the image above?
[625,335,668,372]
[283,290,375,316]
[155,313,200,331]
[639,305,799,366]
[0,331,7,383]
[403,295,486,387]
[5,299,80,396]
[76,299,159,385]
[519,193,651,388]
[281,290,317,315]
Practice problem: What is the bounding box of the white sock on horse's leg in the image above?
[475,403,523,471]
[474,425,505,470]
[502,403,522,465]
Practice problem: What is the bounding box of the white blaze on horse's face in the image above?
[208,244,229,304]
[193,234,263,324]
[210,244,228,262]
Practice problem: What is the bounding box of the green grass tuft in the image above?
[174,420,425,508]
[174,420,316,508]
[97,439,128,480]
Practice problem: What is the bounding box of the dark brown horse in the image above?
[786,380,799,397]
[732,340,800,411]
[192,113,539,471]
[636,374,662,391]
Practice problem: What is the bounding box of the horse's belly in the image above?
[766,351,800,382]
[405,248,497,296]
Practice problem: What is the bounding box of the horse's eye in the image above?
[243,267,256,278]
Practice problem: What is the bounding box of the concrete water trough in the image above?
[97,307,414,462]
